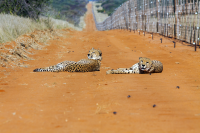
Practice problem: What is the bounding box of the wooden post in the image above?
[173,41,176,48]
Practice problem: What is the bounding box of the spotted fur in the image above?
[33,48,102,72]
[106,57,163,74]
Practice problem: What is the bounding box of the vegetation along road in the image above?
[0,2,200,133]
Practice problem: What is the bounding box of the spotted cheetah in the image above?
[33,48,102,72]
[106,57,163,74]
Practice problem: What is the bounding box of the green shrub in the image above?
[50,0,88,26]
[97,9,105,13]
[0,0,50,20]
[97,0,128,16]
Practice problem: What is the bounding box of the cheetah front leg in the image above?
[148,66,155,73]
[106,63,139,74]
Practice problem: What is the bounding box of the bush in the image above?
[97,9,105,13]
[97,0,128,16]
[0,0,50,20]
[50,0,88,26]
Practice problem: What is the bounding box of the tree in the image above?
[50,0,88,25]
[0,0,50,19]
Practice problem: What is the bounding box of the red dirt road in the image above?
[0,3,200,133]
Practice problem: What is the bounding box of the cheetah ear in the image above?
[139,57,142,59]
[92,48,94,50]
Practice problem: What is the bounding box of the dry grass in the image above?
[0,13,85,68]
[0,14,82,44]
[0,29,58,68]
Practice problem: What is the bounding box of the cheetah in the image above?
[106,57,163,74]
[33,48,102,72]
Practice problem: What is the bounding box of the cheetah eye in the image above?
[88,54,90,56]
[146,62,149,64]
[99,53,102,56]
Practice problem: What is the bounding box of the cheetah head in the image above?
[87,48,102,61]
[139,57,152,71]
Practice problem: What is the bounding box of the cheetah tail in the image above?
[33,68,43,72]
[33,68,51,72]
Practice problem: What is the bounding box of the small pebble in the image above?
[149,73,151,75]
[153,104,156,108]
[176,86,180,89]
[113,111,117,115]
[127,95,131,98]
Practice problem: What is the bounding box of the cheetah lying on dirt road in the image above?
[106,57,163,74]
[33,48,102,72]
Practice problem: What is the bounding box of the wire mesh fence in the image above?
[92,0,200,45]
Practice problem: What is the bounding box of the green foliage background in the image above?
[50,0,88,26]
[97,0,128,16]
[0,0,88,26]
[0,0,50,19]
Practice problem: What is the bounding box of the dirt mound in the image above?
[0,30,66,68]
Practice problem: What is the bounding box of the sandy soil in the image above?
[0,3,200,133]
